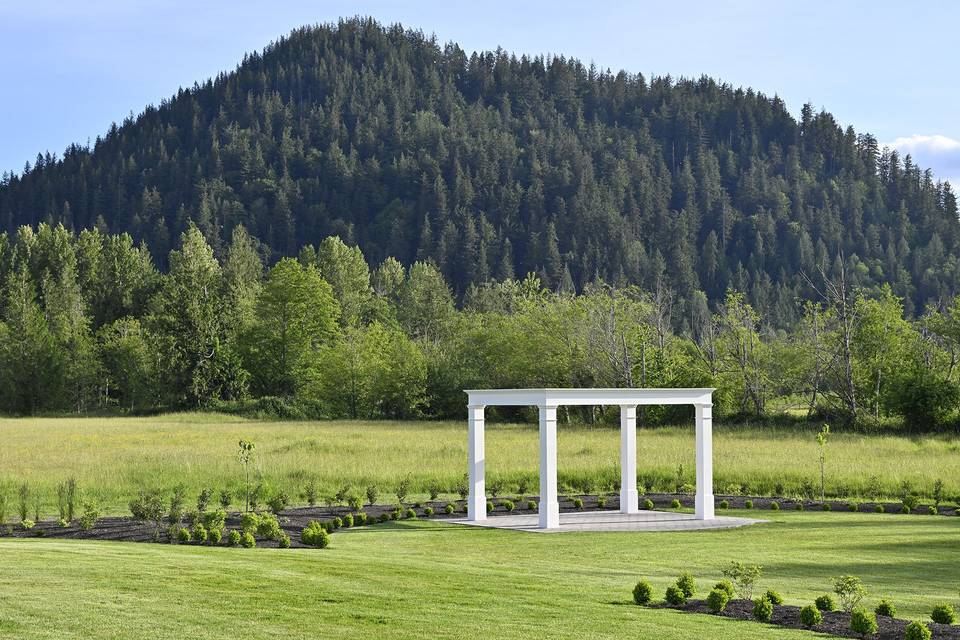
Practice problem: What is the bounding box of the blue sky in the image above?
[2,1,959,185]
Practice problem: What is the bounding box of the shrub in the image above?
[765,590,783,605]
[670,499,682,509]
[753,596,773,622]
[676,572,696,598]
[366,485,379,506]
[330,516,342,529]
[719,500,729,509]
[850,608,878,635]
[632,580,652,605]
[301,521,330,548]
[502,500,515,512]
[378,512,390,523]
[931,603,956,624]
[795,502,805,511]
[196,488,212,514]
[927,506,938,515]
[341,513,354,528]
[347,494,363,512]
[427,479,442,501]
[168,485,186,524]
[486,502,494,513]
[902,493,920,511]
[444,503,455,515]
[256,513,283,540]
[800,604,823,627]
[190,522,207,543]
[227,529,241,546]
[848,502,859,512]
[597,495,607,508]
[875,504,885,513]
[643,499,654,510]
[833,575,867,612]
[209,528,222,544]
[390,509,400,520]
[665,585,686,606]
[129,489,166,529]
[707,588,730,613]
[815,594,837,612]
[721,561,763,599]
[456,474,469,502]
[875,599,896,617]
[714,580,736,599]
[21,519,35,530]
[573,497,584,509]
[177,527,191,544]
[354,512,368,526]
[240,532,256,548]
[57,518,68,528]
[905,621,933,640]
[423,506,434,516]
[405,508,416,520]
[218,489,232,510]
[395,476,410,505]
[901,504,911,514]
[78,501,99,531]
[203,509,227,535]
[240,512,259,533]
[822,502,832,511]
[278,533,291,548]
[267,491,289,514]
[770,501,780,511]
[744,500,754,509]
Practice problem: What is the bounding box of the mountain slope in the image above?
[1,17,957,323]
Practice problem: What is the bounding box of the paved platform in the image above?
[450,510,764,533]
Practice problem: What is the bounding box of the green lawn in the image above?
[1,511,958,639]
[1,413,958,514]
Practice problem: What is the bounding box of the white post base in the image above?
[538,405,559,528]
[620,405,639,514]
[694,404,715,520]
[467,405,486,521]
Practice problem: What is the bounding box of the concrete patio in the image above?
[451,509,764,533]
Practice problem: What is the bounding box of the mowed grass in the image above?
[1,413,958,513]
[0,511,958,639]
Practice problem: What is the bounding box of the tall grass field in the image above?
[1,413,957,513]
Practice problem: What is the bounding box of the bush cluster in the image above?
[301,521,330,548]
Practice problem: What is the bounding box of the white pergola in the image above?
[466,388,715,529]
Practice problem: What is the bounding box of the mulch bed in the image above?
[657,599,960,639]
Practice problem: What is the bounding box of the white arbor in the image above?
[465,388,715,529]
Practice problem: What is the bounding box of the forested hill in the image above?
[1,17,958,324]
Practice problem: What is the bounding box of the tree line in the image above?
[1,17,958,330]
[2,222,959,430]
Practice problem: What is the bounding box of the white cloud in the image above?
[882,134,960,186]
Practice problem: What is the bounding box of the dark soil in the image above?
[658,598,960,640]
[2,491,954,547]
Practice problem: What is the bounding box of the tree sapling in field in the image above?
[237,439,255,512]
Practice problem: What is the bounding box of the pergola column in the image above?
[538,404,559,528]
[467,404,486,521]
[619,405,639,513]
[694,403,715,520]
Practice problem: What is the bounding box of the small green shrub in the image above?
[240,532,256,548]
[707,588,730,613]
[927,506,938,515]
[643,498,654,510]
[833,575,867,612]
[354,512,368,525]
[57,518,68,528]
[815,594,836,612]
[848,502,859,512]
[719,500,729,509]
[632,580,652,605]
[21,519,35,530]
[794,502,805,511]
[714,580,735,599]
[665,585,686,606]
[753,596,773,622]
[209,528,222,544]
[744,500,754,509]
[278,533,291,548]
[302,522,330,548]
[240,512,259,533]
[444,503,455,515]
[769,501,780,511]
[227,529,241,546]
[390,509,400,520]
[901,504,911,514]
[931,603,956,624]
[331,516,342,529]
[850,608,878,635]
[670,499,682,509]
[78,502,99,531]
[822,502,832,511]
[800,604,823,627]
[502,500,515,512]
[422,506,433,516]
[676,572,696,598]
[378,512,390,523]
[597,495,607,508]
[177,527,191,544]
[573,497,584,509]
[191,522,208,543]
[875,599,896,617]
[405,508,416,519]
[765,590,783,605]
[267,491,289,514]
[486,502,494,513]
[342,513,354,528]
[875,504,885,513]
[256,513,283,540]
[904,621,932,640]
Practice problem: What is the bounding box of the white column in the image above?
[620,405,639,514]
[467,405,486,521]
[694,403,715,520]
[538,404,560,529]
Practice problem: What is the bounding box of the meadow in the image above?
[0,413,957,514]
[1,511,959,639]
